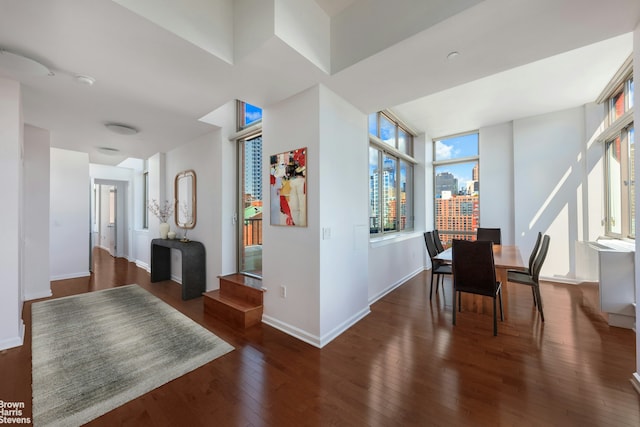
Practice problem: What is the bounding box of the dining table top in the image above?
[434,244,526,270]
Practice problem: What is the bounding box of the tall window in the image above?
[599,58,634,239]
[433,132,479,247]
[369,111,415,235]
[237,101,263,277]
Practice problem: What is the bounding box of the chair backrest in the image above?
[423,231,438,259]
[433,229,445,253]
[531,234,550,282]
[476,227,502,244]
[451,239,497,297]
[528,232,543,272]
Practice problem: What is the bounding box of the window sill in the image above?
[370,231,422,248]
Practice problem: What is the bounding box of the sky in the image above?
[434,133,478,191]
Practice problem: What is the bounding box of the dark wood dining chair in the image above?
[433,229,445,253]
[507,234,550,321]
[476,227,502,245]
[451,239,504,336]
[424,231,452,300]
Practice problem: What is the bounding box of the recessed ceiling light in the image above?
[74,74,95,86]
[105,123,139,135]
[97,147,120,155]
[0,48,53,76]
[447,51,460,60]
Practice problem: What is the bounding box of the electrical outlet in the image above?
[280,285,286,298]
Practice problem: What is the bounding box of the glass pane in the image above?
[629,78,634,109]
[434,133,478,161]
[243,103,262,127]
[398,127,411,155]
[382,154,398,232]
[369,147,381,234]
[434,161,479,247]
[368,113,378,136]
[629,126,635,237]
[379,114,396,147]
[613,91,625,120]
[400,160,413,230]
[241,135,262,276]
[606,137,622,235]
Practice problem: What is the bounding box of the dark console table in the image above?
[150,238,205,300]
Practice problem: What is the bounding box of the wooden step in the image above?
[219,274,264,306]
[203,290,263,329]
[203,274,265,329]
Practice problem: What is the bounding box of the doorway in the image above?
[92,180,128,263]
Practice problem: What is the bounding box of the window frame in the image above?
[369,110,416,237]
[604,123,635,239]
[142,170,149,229]
[432,131,480,246]
[598,60,635,240]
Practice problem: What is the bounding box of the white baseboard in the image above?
[50,271,91,281]
[262,306,371,349]
[368,266,424,305]
[317,307,371,347]
[136,260,150,272]
[24,289,53,301]
[0,320,24,351]
[262,315,322,347]
[631,373,640,395]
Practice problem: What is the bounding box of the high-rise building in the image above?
[435,172,458,197]
[244,136,262,203]
[435,195,479,246]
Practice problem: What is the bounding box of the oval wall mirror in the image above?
[175,169,197,229]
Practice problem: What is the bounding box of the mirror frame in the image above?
[174,169,197,229]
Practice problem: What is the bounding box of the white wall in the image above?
[262,86,323,343]
[368,235,426,302]
[23,125,51,300]
[513,107,587,281]
[632,21,640,394]
[479,122,514,244]
[166,130,224,289]
[50,148,90,280]
[0,77,24,350]
[317,86,370,343]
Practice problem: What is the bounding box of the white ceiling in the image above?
[0,0,638,165]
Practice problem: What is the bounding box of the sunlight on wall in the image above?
[529,166,572,230]
[546,204,570,278]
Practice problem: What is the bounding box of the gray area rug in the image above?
[31,285,233,427]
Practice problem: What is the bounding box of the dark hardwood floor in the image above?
[1,247,639,426]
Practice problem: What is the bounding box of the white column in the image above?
[0,77,24,350]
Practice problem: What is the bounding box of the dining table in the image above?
[434,244,526,315]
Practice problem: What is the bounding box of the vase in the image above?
[159,222,170,239]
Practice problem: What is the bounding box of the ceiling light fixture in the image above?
[74,74,95,86]
[0,48,53,76]
[105,123,139,135]
[97,147,121,155]
[446,51,460,60]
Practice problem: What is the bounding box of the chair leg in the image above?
[452,288,457,326]
[531,287,537,307]
[493,296,498,336]
[498,288,504,321]
[534,285,545,322]
[429,271,435,300]
[458,291,461,312]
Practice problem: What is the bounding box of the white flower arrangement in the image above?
[148,199,174,223]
